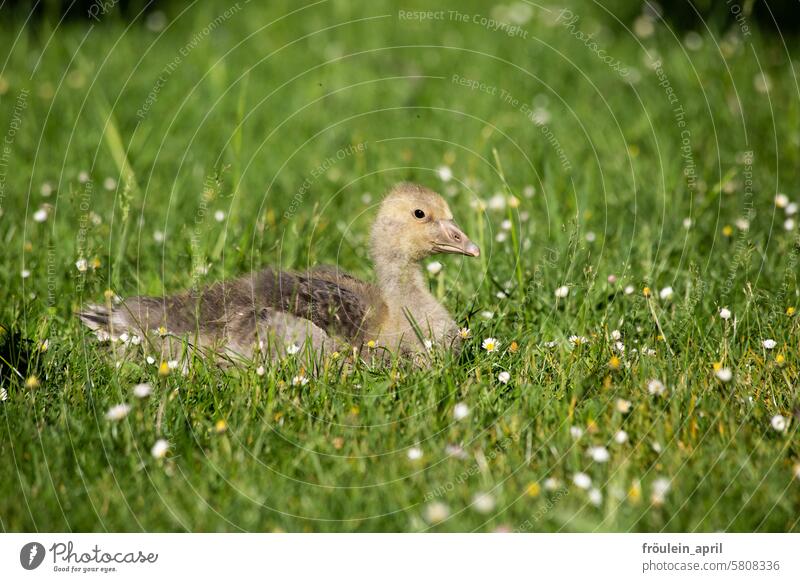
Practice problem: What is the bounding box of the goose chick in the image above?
[78,182,479,361]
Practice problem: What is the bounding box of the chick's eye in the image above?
[413,209,426,219]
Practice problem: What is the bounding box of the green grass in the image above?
[1,0,799,532]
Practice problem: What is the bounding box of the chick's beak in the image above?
[433,220,480,257]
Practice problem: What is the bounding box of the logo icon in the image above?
[20,542,46,570]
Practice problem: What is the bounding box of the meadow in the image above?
[0,0,798,532]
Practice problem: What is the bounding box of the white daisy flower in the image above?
[150,439,169,459]
[651,477,671,504]
[771,414,788,433]
[784,218,795,231]
[167,359,179,370]
[105,404,131,421]
[495,231,507,243]
[587,446,610,463]
[437,165,453,182]
[572,472,592,490]
[146,356,156,365]
[133,383,152,398]
[616,398,632,413]
[719,307,731,320]
[659,286,674,300]
[480,311,494,320]
[614,341,625,353]
[570,426,583,439]
[501,219,512,231]
[647,379,667,396]
[611,329,622,341]
[614,430,629,444]
[78,170,90,183]
[682,217,693,229]
[75,258,88,272]
[40,182,54,197]
[214,210,225,222]
[286,343,300,355]
[715,367,733,382]
[33,208,48,222]
[497,371,510,384]
[407,446,423,460]
[588,488,603,506]
[426,261,443,275]
[458,327,471,339]
[775,193,789,208]
[445,444,468,459]
[423,339,433,351]
[488,193,506,211]
[453,402,469,420]
[482,337,499,352]
[554,285,569,298]
[103,177,117,191]
[568,335,588,346]
[624,285,635,295]
[292,374,309,386]
[544,340,558,348]
[523,185,535,198]
[735,218,750,231]
[471,492,496,514]
[423,501,450,524]
[21,269,31,279]
[256,365,265,376]
[762,339,777,350]
[495,291,507,299]
[543,477,561,491]
[785,202,798,216]
[153,230,165,243]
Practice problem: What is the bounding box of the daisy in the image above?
[495,232,507,243]
[715,367,733,382]
[587,446,610,463]
[103,177,117,191]
[153,230,165,243]
[214,210,225,222]
[614,430,629,444]
[719,307,731,320]
[471,492,496,514]
[775,193,789,208]
[33,208,48,222]
[651,477,671,505]
[735,218,750,231]
[78,170,90,183]
[150,439,169,459]
[543,477,561,491]
[501,219,512,231]
[544,340,558,348]
[784,219,795,231]
[453,402,469,420]
[570,426,583,439]
[585,231,596,242]
[624,285,635,295]
[133,383,152,398]
[480,311,494,320]
[568,335,588,346]
[786,202,798,216]
[523,185,535,198]
[407,446,423,460]
[75,258,88,272]
[424,501,450,524]
[40,182,53,197]
[21,269,31,279]
[423,339,433,351]
[146,356,156,365]
[445,444,468,459]
[497,371,510,384]
[437,165,453,182]
[771,414,787,433]
[426,261,442,275]
[554,285,569,298]
[572,472,592,490]
[286,343,300,355]
[488,193,506,211]
[292,374,309,386]
[167,359,179,370]
[611,329,622,341]
[588,488,603,506]
[762,339,777,350]
[495,291,507,299]
[482,337,499,352]
[458,327,471,339]
[647,379,667,396]
[616,398,632,413]
[256,365,265,376]
[105,404,131,421]
[659,287,674,300]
